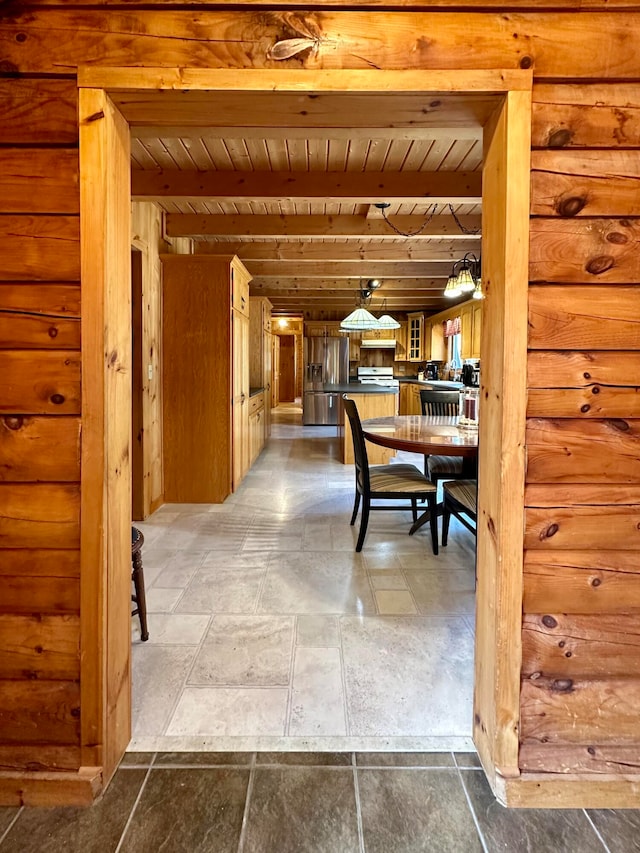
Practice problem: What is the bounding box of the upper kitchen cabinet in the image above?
[304,321,344,337]
[407,312,425,362]
[460,304,473,360]
[394,321,408,362]
[471,303,482,360]
[427,300,482,363]
[161,254,251,503]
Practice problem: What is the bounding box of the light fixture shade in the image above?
[376,313,401,329]
[472,278,484,300]
[456,267,476,292]
[340,307,381,331]
[444,273,462,298]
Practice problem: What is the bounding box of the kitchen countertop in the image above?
[396,378,463,390]
[321,382,399,395]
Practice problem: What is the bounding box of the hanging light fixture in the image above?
[376,297,400,329]
[445,253,483,300]
[340,280,382,331]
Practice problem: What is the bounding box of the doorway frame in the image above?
[78,68,532,793]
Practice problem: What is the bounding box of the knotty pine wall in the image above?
[0,3,638,801]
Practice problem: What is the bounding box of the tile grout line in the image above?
[352,754,366,853]
[455,760,490,853]
[0,805,23,848]
[583,809,612,852]
[236,753,257,853]
[284,615,297,736]
[337,616,351,738]
[114,752,157,853]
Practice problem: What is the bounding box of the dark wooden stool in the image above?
[131,526,149,641]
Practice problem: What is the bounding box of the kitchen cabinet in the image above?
[304,321,344,338]
[250,295,273,441]
[460,304,473,360]
[472,303,482,359]
[348,334,360,360]
[340,392,398,465]
[361,327,395,340]
[407,312,424,362]
[249,391,265,466]
[161,254,251,503]
[394,321,408,362]
[399,382,423,415]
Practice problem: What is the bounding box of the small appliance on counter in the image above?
[425,362,440,380]
[461,361,480,387]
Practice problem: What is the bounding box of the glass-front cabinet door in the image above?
[407,312,424,362]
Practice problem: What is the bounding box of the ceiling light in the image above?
[444,272,462,299]
[340,307,381,331]
[377,314,401,329]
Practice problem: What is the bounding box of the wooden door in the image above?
[131,248,144,520]
[263,330,272,437]
[271,334,280,407]
[279,334,296,402]
[232,309,250,489]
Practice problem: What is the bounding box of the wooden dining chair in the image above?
[342,396,439,554]
[442,479,477,544]
[419,389,465,486]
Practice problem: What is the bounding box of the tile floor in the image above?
[130,402,478,753]
[2,752,638,853]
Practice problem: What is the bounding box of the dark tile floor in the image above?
[2,753,639,852]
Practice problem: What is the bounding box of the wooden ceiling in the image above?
[126,86,485,317]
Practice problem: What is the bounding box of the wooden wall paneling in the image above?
[0,283,80,318]
[528,285,640,350]
[131,201,170,516]
[524,505,640,550]
[0,351,81,415]
[0,416,81,482]
[523,550,640,614]
[1,577,80,616]
[526,418,640,483]
[0,745,83,774]
[79,87,132,778]
[0,79,78,145]
[520,677,640,744]
[531,82,640,148]
[0,484,80,549]
[529,220,640,284]
[6,11,640,79]
[525,484,640,506]
[528,351,640,389]
[0,682,80,745]
[530,151,640,217]
[522,614,640,678]
[0,614,80,681]
[0,149,79,215]
[0,216,80,282]
[527,387,640,419]
[473,85,532,783]
[519,744,640,775]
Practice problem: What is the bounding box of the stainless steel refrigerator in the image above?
[303,336,349,425]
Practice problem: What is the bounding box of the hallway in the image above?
[130,403,477,752]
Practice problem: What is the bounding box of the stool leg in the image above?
[132,550,149,641]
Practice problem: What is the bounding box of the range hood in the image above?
[360,339,397,348]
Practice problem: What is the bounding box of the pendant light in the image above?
[339,280,383,331]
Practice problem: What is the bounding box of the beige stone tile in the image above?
[289,647,347,736]
[166,687,289,736]
[296,615,340,647]
[368,570,408,591]
[374,590,417,615]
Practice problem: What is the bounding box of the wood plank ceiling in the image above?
[129,92,483,318]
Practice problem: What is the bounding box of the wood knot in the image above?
[474,713,481,725]
[583,372,591,379]
[580,404,591,413]
[586,255,615,276]
[542,615,558,629]
[85,110,105,123]
[15,32,27,43]
[3,416,23,430]
[547,128,573,148]
[587,746,596,756]
[529,671,541,680]
[34,645,43,654]
[606,231,629,245]
[50,394,65,405]
[519,55,533,69]
[556,196,586,217]
[591,577,602,587]
[592,386,600,395]
[48,326,58,338]
[70,707,81,718]
[540,523,558,540]
[608,419,629,432]
[551,678,574,693]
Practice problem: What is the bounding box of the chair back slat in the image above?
[342,396,370,493]
[420,389,459,417]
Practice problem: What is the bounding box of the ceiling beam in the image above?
[166,214,482,239]
[245,261,451,278]
[250,277,449,289]
[132,126,483,142]
[195,241,480,261]
[133,170,482,203]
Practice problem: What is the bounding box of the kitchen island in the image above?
[332,383,399,465]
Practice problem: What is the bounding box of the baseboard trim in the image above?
[497,772,640,808]
[0,766,102,807]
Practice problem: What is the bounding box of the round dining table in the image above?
[361,414,478,534]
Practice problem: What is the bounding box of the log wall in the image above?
[0,1,638,804]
